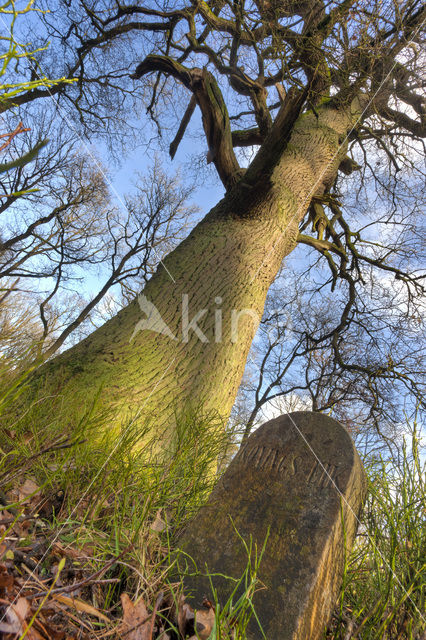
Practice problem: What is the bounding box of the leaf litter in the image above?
[0,477,222,639]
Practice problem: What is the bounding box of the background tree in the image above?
[232,258,425,452]
[0,0,77,170]
[1,4,196,368]
[0,124,196,365]
[1,0,424,438]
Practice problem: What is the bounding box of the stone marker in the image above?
[177,411,367,639]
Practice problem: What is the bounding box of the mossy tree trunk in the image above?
[24,102,360,435]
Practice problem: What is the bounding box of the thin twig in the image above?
[26,546,131,599]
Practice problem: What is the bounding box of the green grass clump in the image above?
[328,422,425,639]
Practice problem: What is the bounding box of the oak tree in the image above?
[3,0,424,435]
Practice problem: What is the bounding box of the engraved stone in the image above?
[177,411,367,639]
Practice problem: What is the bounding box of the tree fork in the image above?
[132,55,241,188]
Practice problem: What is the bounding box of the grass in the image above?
[0,365,259,638]
[0,363,425,638]
[327,421,425,639]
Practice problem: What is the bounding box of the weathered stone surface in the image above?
[178,411,367,639]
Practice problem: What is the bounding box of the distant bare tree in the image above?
[234,244,425,449]
[1,115,196,363]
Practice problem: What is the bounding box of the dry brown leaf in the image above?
[0,621,19,633]
[177,596,195,637]
[52,593,110,622]
[0,565,14,590]
[11,595,30,622]
[120,593,152,640]
[4,596,30,633]
[18,478,40,501]
[6,600,44,640]
[150,509,166,533]
[193,607,216,640]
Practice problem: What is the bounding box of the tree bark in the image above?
[19,102,359,435]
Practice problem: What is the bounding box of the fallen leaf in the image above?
[0,564,14,590]
[4,596,30,633]
[0,621,20,633]
[12,595,30,620]
[178,596,195,637]
[194,606,216,639]
[18,478,40,501]
[120,592,152,640]
[150,509,166,533]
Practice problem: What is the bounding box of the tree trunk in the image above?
[21,104,358,435]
